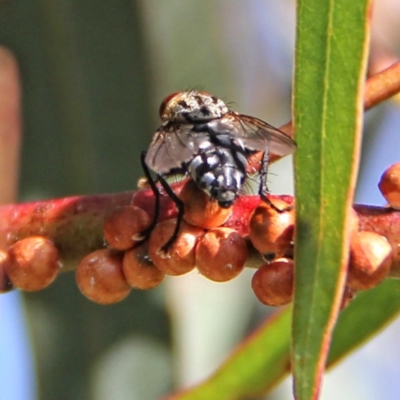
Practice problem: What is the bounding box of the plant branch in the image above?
[0,189,399,276]
[270,60,400,163]
[364,61,400,110]
[0,192,133,271]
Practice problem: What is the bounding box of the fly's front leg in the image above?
[138,151,161,240]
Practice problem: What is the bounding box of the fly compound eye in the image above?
[159,92,182,121]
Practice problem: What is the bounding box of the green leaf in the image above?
[292,0,372,399]
[329,279,400,365]
[168,308,292,400]
[168,279,400,400]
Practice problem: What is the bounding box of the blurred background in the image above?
[0,1,399,399]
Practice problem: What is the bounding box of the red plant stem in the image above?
[266,60,400,164]
[0,192,133,271]
[0,190,399,276]
[364,61,400,110]
[0,48,21,204]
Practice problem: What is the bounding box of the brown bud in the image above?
[179,180,232,229]
[249,199,294,259]
[148,219,204,276]
[195,227,248,282]
[0,250,13,293]
[378,162,400,209]
[347,231,392,291]
[103,205,151,250]
[6,236,60,291]
[76,249,130,304]
[251,257,294,306]
[123,244,165,290]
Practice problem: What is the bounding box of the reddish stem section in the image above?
[0,189,398,276]
[364,61,400,110]
[267,60,400,164]
[0,193,133,271]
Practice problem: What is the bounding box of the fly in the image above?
[141,90,296,253]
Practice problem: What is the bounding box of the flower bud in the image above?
[123,244,165,290]
[179,180,232,229]
[251,257,294,306]
[378,162,400,209]
[6,236,60,291]
[347,231,392,290]
[195,227,248,282]
[249,199,294,260]
[103,205,151,250]
[148,219,204,276]
[76,249,130,304]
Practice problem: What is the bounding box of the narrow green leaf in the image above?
[169,279,400,400]
[329,280,400,365]
[293,1,371,399]
[167,308,292,400]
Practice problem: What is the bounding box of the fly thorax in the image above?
[187,147,247,208]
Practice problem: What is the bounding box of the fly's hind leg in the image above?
[258,151,292,213]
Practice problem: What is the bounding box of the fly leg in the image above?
[138,151,161,241]
[140,151,185,254]
[156,174,185,254]
[258,151,292,213]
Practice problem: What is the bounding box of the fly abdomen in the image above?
[187,147,247,208]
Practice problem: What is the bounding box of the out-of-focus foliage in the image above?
[0,2,166,399]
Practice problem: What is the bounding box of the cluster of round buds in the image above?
[145,181,249,282]
[0,236,61,293]
[4,162,398,307]
[241,197,295,306]
[77,205,162,304]
[248,200,394,308]
[74,160,400,307]
[247,198,298,306]
[78,180,252,304]
[84,175,398,307]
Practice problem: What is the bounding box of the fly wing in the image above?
[217,112,296,156]
[144,122,208,174]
